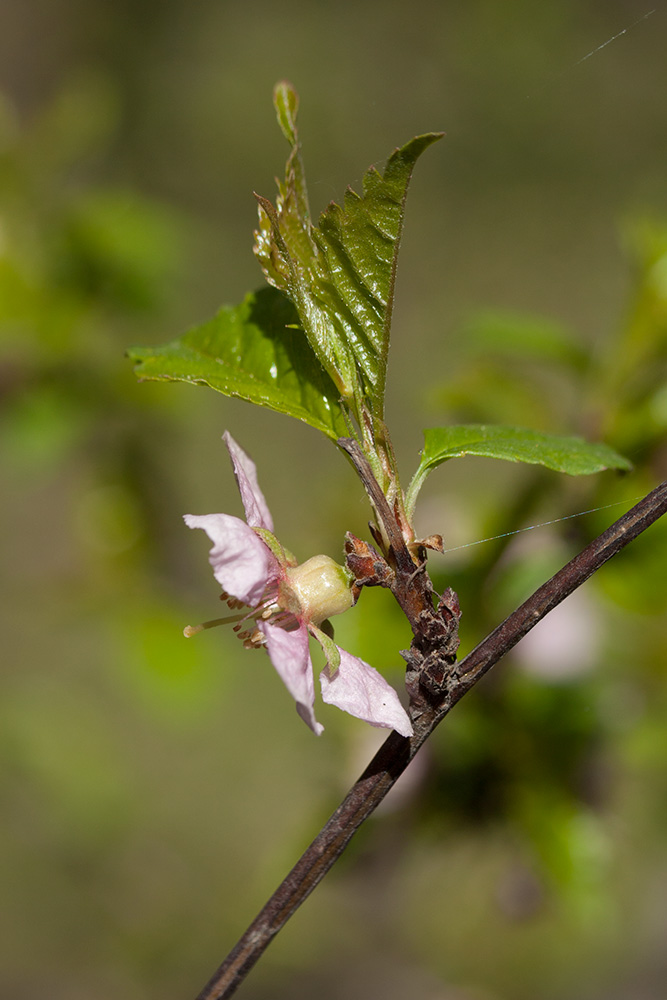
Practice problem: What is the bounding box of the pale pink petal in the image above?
[260,620,323,735]
[320,648,413,737]
[184,513,278,606]
[223,431,274,531]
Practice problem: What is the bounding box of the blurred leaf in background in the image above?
[2,3,667,1000]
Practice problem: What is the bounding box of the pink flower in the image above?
[184,432,413,738]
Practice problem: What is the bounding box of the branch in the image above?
[337,436,415,574]
[194,480,667,1000]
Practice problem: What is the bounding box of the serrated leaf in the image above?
[254,82,443,417]
[128,286,348,440]
[406,424,632,515]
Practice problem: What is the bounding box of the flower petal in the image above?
[320,648,413,737]
[184,513,278,606]
[260,620,323,735]
[223,431,274,531]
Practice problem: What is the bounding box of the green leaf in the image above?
[128,286,349,440]
[254,81,443,418]
[406,424,632,515]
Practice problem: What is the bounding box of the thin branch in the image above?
[194,480,667,1000]
[337,436,414,573]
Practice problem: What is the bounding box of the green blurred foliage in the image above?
[1,3,667,1000]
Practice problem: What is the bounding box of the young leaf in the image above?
[128,287,349,440]
[406,424,632,515]
[255,81,443,419]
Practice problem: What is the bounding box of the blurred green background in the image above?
[2,1,667,998]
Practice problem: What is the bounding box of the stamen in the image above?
[219,591,248,611]
[186,579,299,645]
[271,611,299,630]
[242,627,265,649]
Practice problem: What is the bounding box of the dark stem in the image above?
[337,437,443,635]
[194,480,667,1000]
[337,436,414,571]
